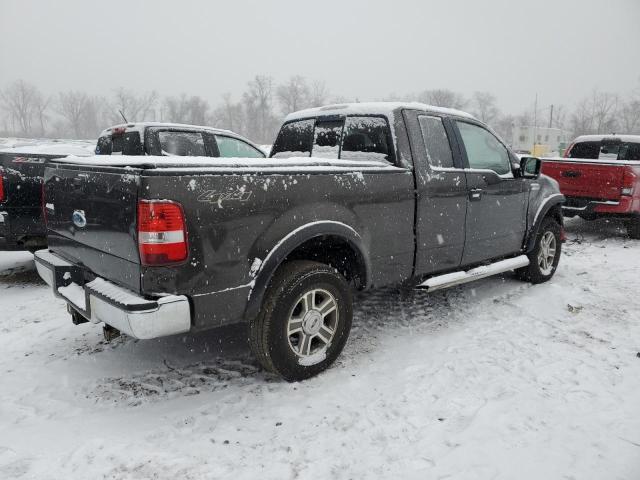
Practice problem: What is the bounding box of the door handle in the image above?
[469,188,483,201]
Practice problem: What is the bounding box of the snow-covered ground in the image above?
[1,218,639,479]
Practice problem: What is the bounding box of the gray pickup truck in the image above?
[35,102,564,381]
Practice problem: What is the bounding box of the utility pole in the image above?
[533,93,538,154]
[549,104,554,129]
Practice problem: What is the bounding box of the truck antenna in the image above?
[118,110,128,123]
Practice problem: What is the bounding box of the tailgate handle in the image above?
[469,188,483,201]
[561,170,581,178]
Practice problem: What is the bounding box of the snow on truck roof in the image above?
[285,102,475,122]
[573,134,640,143]
[99,122,237,137]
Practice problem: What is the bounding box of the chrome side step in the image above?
[417,255,530,292]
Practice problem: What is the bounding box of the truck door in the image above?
[452,120,527,265]
[403,110,467,276]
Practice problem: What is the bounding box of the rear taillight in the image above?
[621,168,637,196]
[137,200,188,266]
[0,170,5,203]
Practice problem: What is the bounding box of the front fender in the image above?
[243,220,370,321]
[524,175,565,252]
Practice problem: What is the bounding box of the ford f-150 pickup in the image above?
[35,102,565,381]
[541,134,640,238]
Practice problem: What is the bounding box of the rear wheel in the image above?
[626,218,640,239]
[516,217,562,284]
[249,260,353,382]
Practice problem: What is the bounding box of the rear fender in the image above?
[244,220,370,321]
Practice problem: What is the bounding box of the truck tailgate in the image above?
[541,159,624,200]
[44,164,141,291]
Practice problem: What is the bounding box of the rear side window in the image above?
[271,120,314,158]
[456,121,511,175]
[312,120,343,159]
[341,116,393,162]
[215,135,265,158]
[97,132,143,155]
[568,142,600,159]
[159,131,205,156]
[418,116,454,168]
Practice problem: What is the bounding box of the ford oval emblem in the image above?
[72,210,87,228]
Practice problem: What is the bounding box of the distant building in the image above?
[511,126,570,156]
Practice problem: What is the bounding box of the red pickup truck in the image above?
[541,134,640,238]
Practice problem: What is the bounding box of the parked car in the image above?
[95,122,265,158]
[0,124,264,252]
[541,134,640,238]
[0,143,94,251]
[34,102,564,381]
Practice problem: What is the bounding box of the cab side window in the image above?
[215,135,265,158]
[158,131,206,156]
[341,116,394,163]
[418,116,454,168]
[456,121,511,176]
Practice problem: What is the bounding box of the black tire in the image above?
[626,218,640,239]
[249,260,353,382]
[516,217,562,284]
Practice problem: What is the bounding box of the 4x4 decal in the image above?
[198,189,252,205]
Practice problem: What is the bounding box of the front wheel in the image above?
[516,217,562,284]
[249,260,353,382]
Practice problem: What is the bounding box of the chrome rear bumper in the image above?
[34,249,191,339]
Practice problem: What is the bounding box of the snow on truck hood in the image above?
[50,155,406,172]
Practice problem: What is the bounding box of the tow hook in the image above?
[103,325,121,342]
[67,304,88,325]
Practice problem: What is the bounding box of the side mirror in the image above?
[519,156,541,178]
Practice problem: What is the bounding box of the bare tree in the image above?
[591,91,618,134]
[471,91,499,124]
[58,91,88,137]
[418,89,467,109]
[211,93,245,133]
[569,90,619,136]
[620,100,640,134]
[243,75,277,143]
[0,79,47,135]
[163,94,190,123]
[493,114,515,144]
[110,87,158,123]
[309,80,329,107]
[276,75,310,115]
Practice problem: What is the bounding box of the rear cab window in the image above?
[270,115,395,163]
[569,140,640,160]
[96,132,143,155]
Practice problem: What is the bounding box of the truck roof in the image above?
[573,134,640,143]
[98,122,237,138]
[285,102,475,122]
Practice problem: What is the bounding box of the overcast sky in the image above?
[1,0,639,114]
